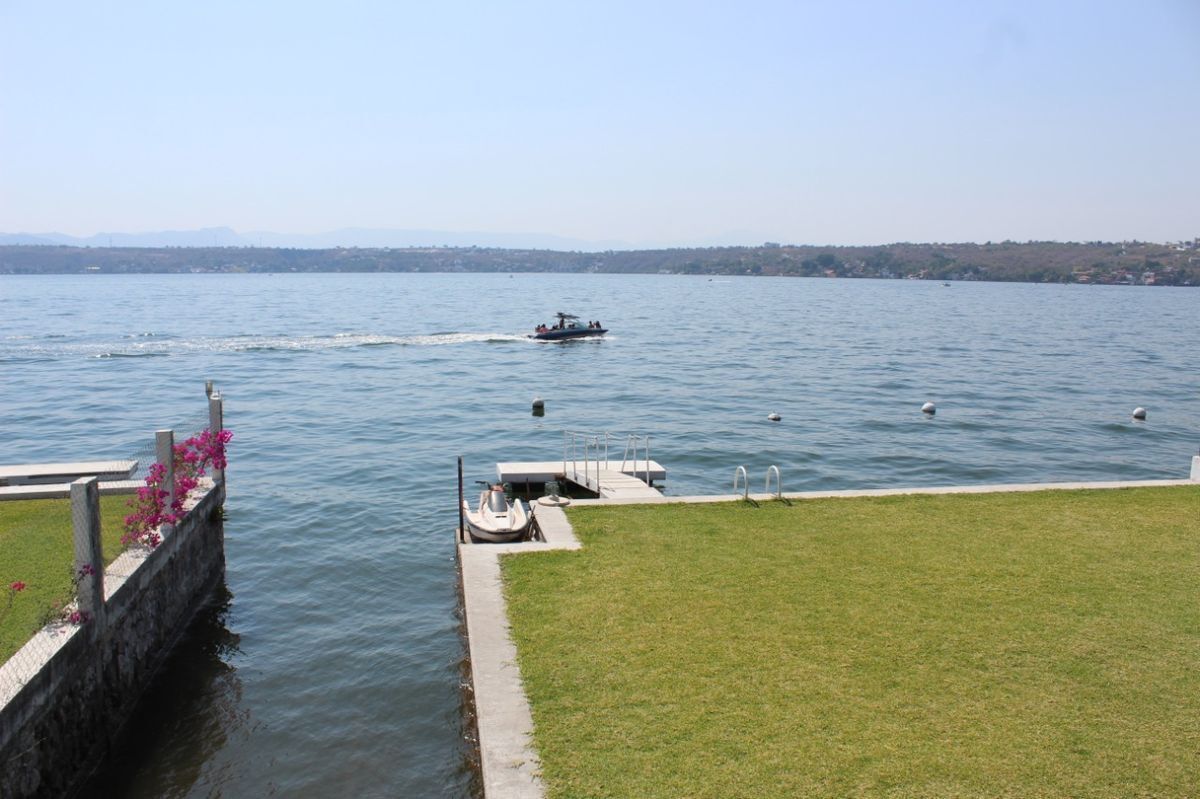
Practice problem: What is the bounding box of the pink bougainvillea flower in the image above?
[124,427,231,549]
[10,581,25,592]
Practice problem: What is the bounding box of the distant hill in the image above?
[0,227,633,251]
[0,227,247,248]
[0,225,777,251]
[1,240,1196,285]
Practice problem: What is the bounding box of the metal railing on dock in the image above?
[563,431,610,493]
[561,431,661,498]
[620,434,652,486]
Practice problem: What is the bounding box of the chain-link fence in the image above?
[1,478,101,707]
[119,410,212,483]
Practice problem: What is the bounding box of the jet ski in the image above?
[462,483,535,543]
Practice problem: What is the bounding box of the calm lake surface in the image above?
[1,273,1197,796]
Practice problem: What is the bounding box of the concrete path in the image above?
[568,476,1198,506]
[459,506,578,799]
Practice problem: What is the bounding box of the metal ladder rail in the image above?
[733,465,748,500]
[765,465,781,499]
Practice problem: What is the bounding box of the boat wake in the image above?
[0,331,533,361]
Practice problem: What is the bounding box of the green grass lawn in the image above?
[1,496,131,662]
[502,487,1200,798]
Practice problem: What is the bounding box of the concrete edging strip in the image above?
[459,505,579,799]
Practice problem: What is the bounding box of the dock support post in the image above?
[71,476,105,631]
[209,389,225,486]
[458,456,465,543]
[156,429,176,537]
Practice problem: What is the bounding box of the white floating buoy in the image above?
[1132,407,1147,420]
[767,412,781,422]
[532,396,545,417]
[922,402,936,415]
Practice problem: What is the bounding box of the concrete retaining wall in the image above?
[0,481,226,799]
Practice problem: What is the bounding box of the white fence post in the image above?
[71,476,105,628]
[156,429,176,536]
[209,389,225,486]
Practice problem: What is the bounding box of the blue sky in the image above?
[1,0,1197,247]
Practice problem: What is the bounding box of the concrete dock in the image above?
[497,459,665,500]
[0,460,138,486]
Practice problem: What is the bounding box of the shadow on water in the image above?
[455,577,485,799]
[82,584,257,798]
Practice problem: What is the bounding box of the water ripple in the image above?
[3,272,1196,799]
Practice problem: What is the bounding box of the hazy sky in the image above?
[2,0,1197,247]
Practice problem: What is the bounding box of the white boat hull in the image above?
[462,489,534,543]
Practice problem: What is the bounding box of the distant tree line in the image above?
[1,240,1196,286]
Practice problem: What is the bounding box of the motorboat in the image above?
[462,484,535,543]
[530,312,607,341]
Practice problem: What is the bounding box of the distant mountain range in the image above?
[0,226,768,251]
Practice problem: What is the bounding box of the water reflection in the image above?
[85,585,253,798]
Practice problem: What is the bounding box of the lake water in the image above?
[1,273,1196,797]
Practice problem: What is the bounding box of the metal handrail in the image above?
[563,431,660,493]
[765,465,781,499]
[563,431,610,493]
[583,436,598,491]
[619,433,653,486]
[644,436,651,485]
[733,466,748,499]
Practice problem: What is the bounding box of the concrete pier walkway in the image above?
[458,505,578,799]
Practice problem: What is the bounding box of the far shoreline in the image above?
[1,239,1197,286]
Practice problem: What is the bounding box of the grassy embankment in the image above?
[1,497,130,662]
[503,486,1200,798]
